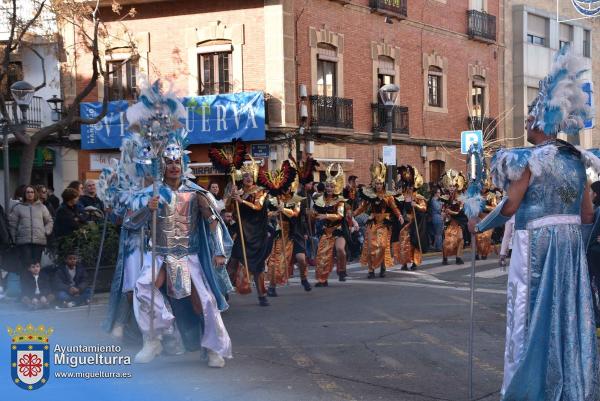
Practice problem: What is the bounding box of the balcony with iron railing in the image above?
[5,96,43,129]
[467,10,496,43]
[308,95,353,131]
[370,0,407,20]
[467,116,497,141]
[371,103,409,136]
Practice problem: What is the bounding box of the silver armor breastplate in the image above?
[156,190,200,256]
[156,190,200,299]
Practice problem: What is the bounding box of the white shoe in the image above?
[207,350,225,368]
[110,325,124,339]
[66,301,76,308]
[134,339,163,363]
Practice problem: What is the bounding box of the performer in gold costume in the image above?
[354,162,402,278]
[226,157,271,306]
[475,177,497,260]
[311,164,347,286]
[393,165,427,271]
[440,169,466,266]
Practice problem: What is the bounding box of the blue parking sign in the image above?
[461,130,483,154]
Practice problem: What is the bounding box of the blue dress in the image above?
[481,141,599,400]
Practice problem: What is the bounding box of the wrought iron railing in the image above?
[468,116,496,141]
[467,10,496,42]
[371,103,409,135]
[370,0,408,19]
[5,95,43,128]
[308,95,353,129]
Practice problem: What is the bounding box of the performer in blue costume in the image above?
[102,80,233,368]
[468,46,600,400]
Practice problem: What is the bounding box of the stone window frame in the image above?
[423,52,448,114]
[371,42,401,104]
[309,26,344,97]
[185,21,244,97]
[104,49,140,101]
[196,39,234,95]
[468,62,489,119]
[97,31,150,101]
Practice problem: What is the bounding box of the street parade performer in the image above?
[260,161,311,296]
[225,156,271,306]
[312,163,347,286]
[107,80,233,368]
[440,169,467,266]
[393,165,427,271]
[474,177,497,260]
[354,162,402,278]
[469,46,599,400]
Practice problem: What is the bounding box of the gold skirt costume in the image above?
[394,225,423,266]
[360,219,393,269]
[267,234,294,286]
[316,226,339,282]
[475,229,493,257]
[443,219,464,257]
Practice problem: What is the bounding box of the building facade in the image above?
[65,0,503,187]
[503,0,600,148]
[0,1,67,200]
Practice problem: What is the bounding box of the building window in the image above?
[107,58,138,101]
[527,14,547,47]
[198,51,232,95]
[377,56,395,97]
[428,66,443,108]
[559,23,572,50]
[316,43,338,97]
[0,61,23,100]
[471,82,485,118]
[584,29,591,58]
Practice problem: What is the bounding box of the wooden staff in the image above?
[231,172,251,286]
[411,200,423,255]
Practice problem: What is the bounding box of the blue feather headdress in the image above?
[125,77,193,179]
[528,45,593,136]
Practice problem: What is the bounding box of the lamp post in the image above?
[47,94,64,122]
[3,81,35,208]
[378,83,400,189]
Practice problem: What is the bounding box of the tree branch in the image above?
[23,45,47,92]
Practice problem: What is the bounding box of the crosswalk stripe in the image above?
[474,267,507,278]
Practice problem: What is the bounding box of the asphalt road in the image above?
[1,252,509,401]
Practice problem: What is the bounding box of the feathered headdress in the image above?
[397,165,423,190]
[325,163,344,195]
[440,169,466,192]
[528,45,593,136]
[370,162,386,184]
[239,155,260,182]
[288,153,319,185]
[257,160,297,196]
[208,139,247,175]
[125,78,190,179]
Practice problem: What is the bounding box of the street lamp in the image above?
[378,83,399,189]
[47,95,64,122]
[2,80,35,208]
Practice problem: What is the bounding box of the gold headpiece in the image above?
[440,169,466,191]
[397,165,423,190]
[238,155,259,182]
[370,162,386,184]
[325,163,344,195]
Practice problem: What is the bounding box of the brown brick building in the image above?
[64,0,503,187]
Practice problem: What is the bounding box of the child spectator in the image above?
[53,253,91,307]
[21,261,54,309]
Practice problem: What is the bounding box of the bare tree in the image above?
[0,0,133,185]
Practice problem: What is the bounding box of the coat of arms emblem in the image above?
[7,323,53,390]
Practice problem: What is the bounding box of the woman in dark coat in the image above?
[53,188,87,239]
